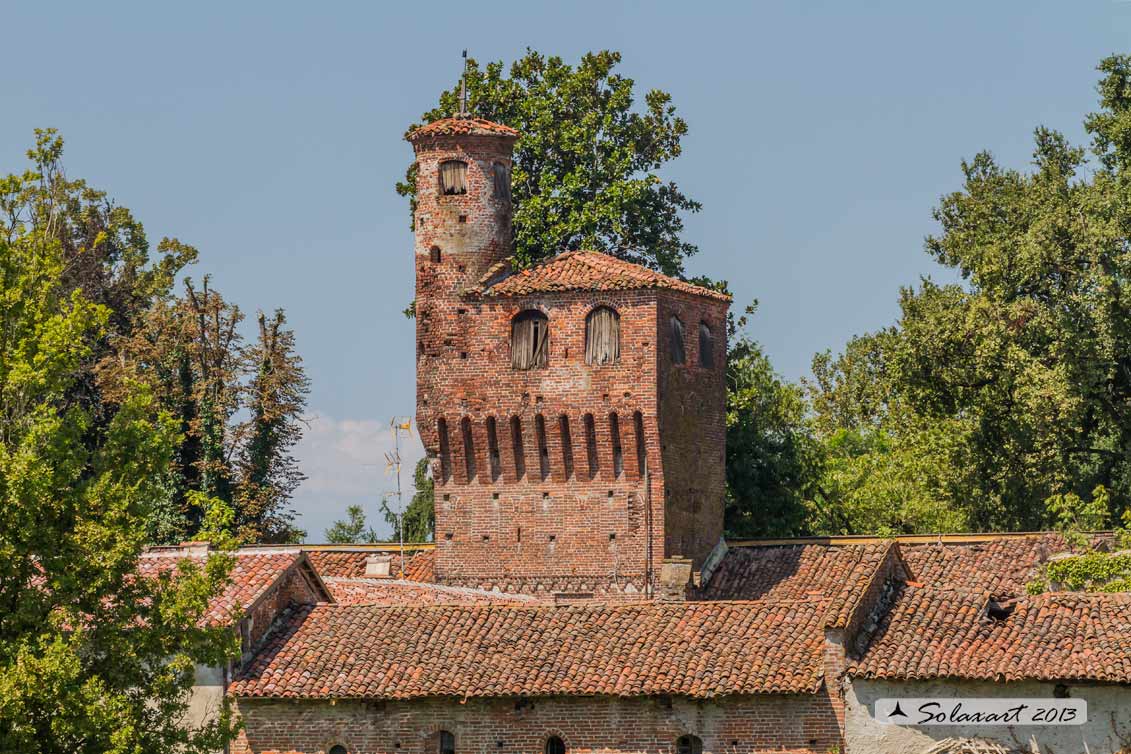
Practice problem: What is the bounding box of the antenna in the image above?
[459,49,468,117]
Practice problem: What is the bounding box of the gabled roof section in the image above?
[407,117,519,142]
[849,586,1131,684]
[304,547,435,582]
[700,542,895,628]
[473,251,732,303]
[138,546,331,627]
[321,577,537,606]
[231,600,828,700]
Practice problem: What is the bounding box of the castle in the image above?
[171,114,1131,754]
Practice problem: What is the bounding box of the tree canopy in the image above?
[398,50,700,276]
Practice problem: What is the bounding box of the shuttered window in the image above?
[699,322,713,368]
[439,161,468,195]
[670,316,686,364]
[512,310,549,369]
[493,163,510,199]
[585,306,620,365]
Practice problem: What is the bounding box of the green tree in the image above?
[0,130,238,753]
[324,505,380,544]
[380,458,435,543]
[808,55,1131,532]
[399,50,700,276]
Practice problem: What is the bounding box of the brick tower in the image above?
[409,115,729,598]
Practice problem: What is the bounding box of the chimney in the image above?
[364,554,395,579]
[657,558,693,602]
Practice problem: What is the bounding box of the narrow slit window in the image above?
[510,416,526,480]
[559,415,574,479]
[699,322,714,368]
[584,413,599,479]
[585,306,620,365]
[609,412,623,478]
[437,418,452,484]
[670,316,686,364]
[535,414,550,480]
[461,417,476,481]
[512,310,549,370]
[430,245,442,263]
[486,416,501,481]
[633,411,647,476]
[492,163,510,200]
[439,161,467,195]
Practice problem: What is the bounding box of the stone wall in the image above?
[232,694,842,754]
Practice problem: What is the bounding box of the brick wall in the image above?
[411,127,729,595]
[232,694,841,754]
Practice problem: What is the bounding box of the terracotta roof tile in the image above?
[899,533,1072,598]
[850,586,1131,683]
[322,577,536,606]
[407,117,519,141]
[137,549,303,627]
[476,251,731,302]
[304,549,434,582]
[231,601,828,700]
[700,543,892,627]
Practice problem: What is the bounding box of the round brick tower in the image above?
[407,117,519,298]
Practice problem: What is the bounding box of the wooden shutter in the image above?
[585,307,620,365]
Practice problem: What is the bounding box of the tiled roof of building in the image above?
[476,251,732,302]
[407,117,519,141]
[231,600,829,700]
[898,533,1072,598]
[321,577,537,606]
[699,542,895,627]
[849,585,1131,683]
[304,548,434,582]
[137,548,312,627]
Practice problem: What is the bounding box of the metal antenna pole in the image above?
[459,49,468,117]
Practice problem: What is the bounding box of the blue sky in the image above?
[4,1,1128,539]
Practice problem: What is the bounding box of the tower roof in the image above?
[474,250,732,302]
[406,116,520,142]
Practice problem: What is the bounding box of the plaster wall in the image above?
[846,678,1131,754]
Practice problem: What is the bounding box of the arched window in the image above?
[512,310,549,370]
[544,736,566,754]
[698,322,713,368]
[493,163,510,199]
[329,746,348,754]
[430,245,442,263]
[670,316,686,364]
[585,306,620,365]
[438,731,456,754]
[676,735,702,754]
[439,161,468,195]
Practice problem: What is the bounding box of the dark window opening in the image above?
[670,316,686,364]
[609,412,624,477]
[698,322,714,368]
[559,415,574,479]
[585,306,620,365]
[439,161,467,195]
[676,735,702,754]
[437,418,452,484]
[535,414,550,480]
[438,731,456,754]
[493,163,510,200]
[633,411,647,476]
[329,746,348,754]
[486,417,501,481]
[584,413,599,479]
[544,737,566,754]
[461,417,476,481]
[510,416,526,480]
[512,310,549,370]
[430,246,441,263]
